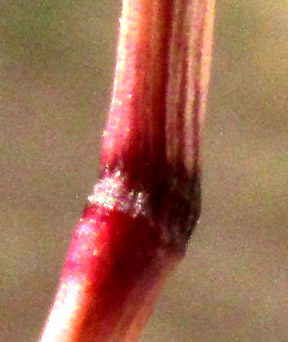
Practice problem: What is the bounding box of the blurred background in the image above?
[1,1,288,341]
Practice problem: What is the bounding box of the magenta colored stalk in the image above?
[39,1,215,341]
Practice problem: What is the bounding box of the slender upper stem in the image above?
[102,0,215,178]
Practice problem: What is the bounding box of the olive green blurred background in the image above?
[1,1,288,341]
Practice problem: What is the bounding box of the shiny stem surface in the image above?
[39,0,215,341]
